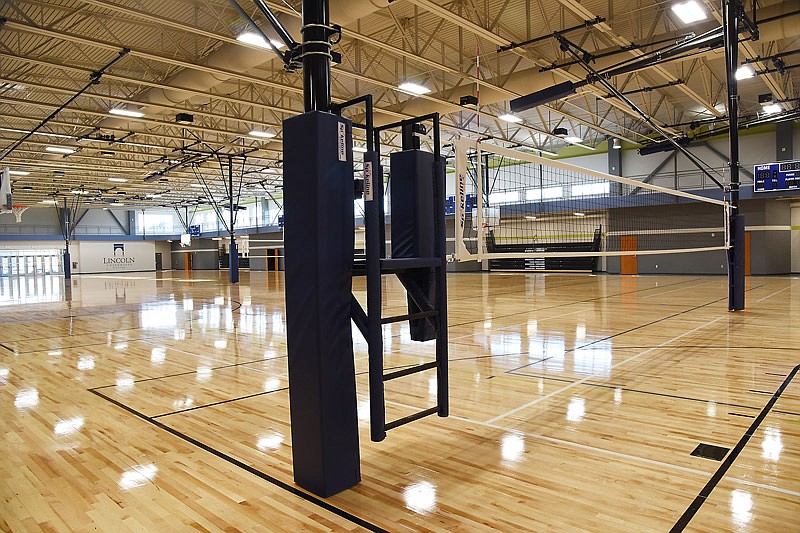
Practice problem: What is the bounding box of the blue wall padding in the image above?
[283,111,360,497]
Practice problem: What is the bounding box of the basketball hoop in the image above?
[11,205,29,223]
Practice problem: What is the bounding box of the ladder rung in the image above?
[385,407,439,431]
[380,309,438,325]
[380,257,441,272]
[383,361,437,381]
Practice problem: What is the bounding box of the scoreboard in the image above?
[753,161,800,192]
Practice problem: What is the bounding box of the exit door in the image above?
[155,253,163,271]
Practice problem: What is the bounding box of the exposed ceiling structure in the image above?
[1,0,798,208]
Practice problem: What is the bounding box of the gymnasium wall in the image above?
[249,232,285,271]
[155,240,173,270]
[75,241,156,274]
[170,239,219,270]
[606,198,793,275]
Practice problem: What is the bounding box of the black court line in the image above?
[670,363,800,532]
[0,342,15,353]
[91,355,288,390]
[594,345,800,352]
[749,389,774,395]
[7,333,177,355]
[506,372,800,418]
[504,281,769,376]
[89,388,387,532]
[728,412,755,419]
[152,387,290,418]
[505,294,729,375]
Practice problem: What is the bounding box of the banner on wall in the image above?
[77,241,156,273]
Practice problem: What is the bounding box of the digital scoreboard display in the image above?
[753,160,800,192]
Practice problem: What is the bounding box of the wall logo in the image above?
[104,243,135,266]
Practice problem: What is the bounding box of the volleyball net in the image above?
[453,139,729,265]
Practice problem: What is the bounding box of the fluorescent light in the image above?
[108,177,128,183]
[564,136,584,144]
[525,216,537,220]
[189,183,205,188]
[671,1,707,24]
[236,32,285,50]
[762,103,781,114]
[9,170,30,176]
[499,114,522,123]
[398,82,431,95]
[249,129,276,139]
[46,146,75,154]
[735,65,754,80]
[353,145,368,153]
[70,189,89,195]
[574,212,586,217]
[41,199,57,205]
[109,108,144,118]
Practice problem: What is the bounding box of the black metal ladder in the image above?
[343,105,448,442]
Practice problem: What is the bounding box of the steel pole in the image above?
[724,0,745,310]
[301,0,331,112]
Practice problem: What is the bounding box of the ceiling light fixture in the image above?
[9,170,30,176]
[249,130,276,139]
[41,199,57,205]
[398,82,431,95]
[574,212,586,217]
[46,146,75,154]
[353,145,368,153]
[108,177,128,183]
[762,103,781,114]
[236,32,285,50]
[564,136,584,144]
[109,108,144,118]
[671,1,707,24]
[499,114,523,123]
[735,65,754,80]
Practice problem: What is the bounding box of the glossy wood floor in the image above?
[1,270,798,532]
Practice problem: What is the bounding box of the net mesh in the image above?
[454,139,728,265]
[12,205,29,223]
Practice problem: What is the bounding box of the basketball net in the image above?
[11,205,29,223]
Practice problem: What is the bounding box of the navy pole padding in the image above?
[283,110,360,497]
[390,150,438,341]
[63,249,71,279]
[728,214,745,311]
[228,240,239,283]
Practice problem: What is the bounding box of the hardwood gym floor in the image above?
[1,270,797,531]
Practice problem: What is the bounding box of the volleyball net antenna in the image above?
[453,138,729,264]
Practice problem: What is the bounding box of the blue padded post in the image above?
[283,110,360,497]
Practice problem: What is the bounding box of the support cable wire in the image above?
[556,36,725,191]
[0,48,130,162]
